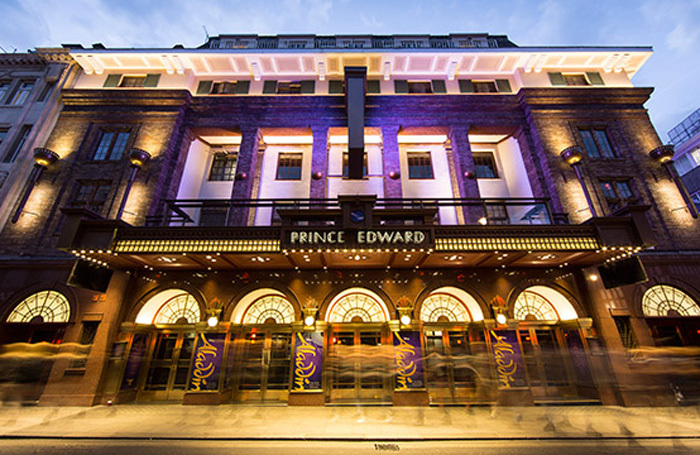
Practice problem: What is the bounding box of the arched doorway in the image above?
[324,288,392,404]
[513,286,592,402]
[131,289,202,402]
[231,290,296,403]
[2,290,71,403]
[641,284,700,402]
[419,287,490,404]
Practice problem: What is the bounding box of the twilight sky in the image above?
[1,0,698,138]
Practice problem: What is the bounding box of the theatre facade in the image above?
[1,34,699,408]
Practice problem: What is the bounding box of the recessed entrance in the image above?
[424,328,489,403]
[327,324,392,404]
[140,330,195,401]
[233,328,292,403]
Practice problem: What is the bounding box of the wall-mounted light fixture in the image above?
[560,146,598,217]
[464,170,476,180]
[303,307,318,330]
[116,148,151,220]
[312,171,324,180]
[649,145,699,218]
[11,148,60,224]
[388,170,400,180]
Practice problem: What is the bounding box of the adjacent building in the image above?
[0,34,698,408]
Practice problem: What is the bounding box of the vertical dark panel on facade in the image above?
[310,126,329,199]
[381,125,402,198]
[344,67,367,180]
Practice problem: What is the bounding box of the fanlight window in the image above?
[514,291,559,321]
[327,292,387,323]
[642,285,700,317]
[420,293,471,322]
[6,290,70,323]
[242,295,295,324]
[153,293,201,324]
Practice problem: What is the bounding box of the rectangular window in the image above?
[208,152,238,181]
[579,128,616,158]
[613,316,637,352]
[119,76,146,88]
[92,130,130,160]
[473,153,499,178]
[0,80,11,102]
[74,181,112,213]
[209,81,250,94]
[473,81,498,93]
[37,81,55,102]
[599,179,636,211]
[0,128,7,147]
[486,204,509,225]
[8,80,34,106]
[407,82,433,94]
[407,152,434,179]
[563,74,590,86]
[342,152,368,178]
[276,81,315,94]
[276,153,303,180]
[70,321,100,369]
[2,124,32,163]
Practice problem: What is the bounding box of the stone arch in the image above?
[230,288,297,324]
[1,282,78,324]
[134,288,203,324]
[224,283,301,323]
[641,284,700,317]
[418,286,485,322]
[513,285,579,321]
[323,287,391,323]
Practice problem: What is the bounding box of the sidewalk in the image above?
[2,404,700,441]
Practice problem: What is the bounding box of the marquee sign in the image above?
[282,228,433,250]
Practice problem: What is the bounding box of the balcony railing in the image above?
[145,198,565,227]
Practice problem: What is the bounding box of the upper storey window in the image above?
[459,79,512,93]
[263,80,315,94]
[549,72,604,87]
[579,128,616,158]
[394,80,446,94]
[93,130,130,160]
[8,80,35,106]
[103,74,160,88]
[473,153,499,178]
[599,179,636,211]
[208,152,238,181]
[407,152,434,179]
[342,152,368,178]
[276,153,303,180]
[0,80,10,102]
[197,80,250,95]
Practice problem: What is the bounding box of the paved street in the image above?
[2,403,700,443]
[0,439,699,455]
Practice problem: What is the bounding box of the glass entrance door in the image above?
[519,328,576,400]
[424,329,486,403]
[327,325,392,404]
[140,331,195,401]
[235,329,292,403]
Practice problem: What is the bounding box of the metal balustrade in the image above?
[145,197,564,227]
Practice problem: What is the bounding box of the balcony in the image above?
[145,197,564,228]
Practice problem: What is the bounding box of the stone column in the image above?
[228,126,261,226]
[381,125,402,199]
[310,126,329,201]
[448,126,481,223]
